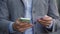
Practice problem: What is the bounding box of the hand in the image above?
[13,19,33,32]
[37,15,52,27]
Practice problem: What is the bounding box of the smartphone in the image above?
[19,18,31,23]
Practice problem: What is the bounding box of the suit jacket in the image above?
[0,0,60,34]
[57,0,60,13]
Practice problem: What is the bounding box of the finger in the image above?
[20,23,27,25]
[17,22,28,27]
[16,19,26,24]
[15,20,21,25]
[18,24,33,31]
[46,21,52,24]
[25,24,33,27]
[41,21,51,25]
[19,28,26,32]
[40,20,51,23]
[37,20,49,24]
[18,23,32,28]
[26,25,33,29]
[38,19,47,23]
[37,18,52,24]
[25,25,33,30]
[37,20,47,25]
[37,19,42,22]
[37,18,50,22]
[44,24,50,27]
[43,17,52,21]
[24,24,33,28]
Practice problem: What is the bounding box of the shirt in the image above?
[24,0,33,34]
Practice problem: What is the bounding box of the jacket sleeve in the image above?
[47,0,60,32]
[0,0,13,33]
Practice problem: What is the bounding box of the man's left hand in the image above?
[37,15,53,27]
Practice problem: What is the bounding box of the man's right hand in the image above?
[13,19,33,32]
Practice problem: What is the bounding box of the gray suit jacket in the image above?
[0,0,60,34]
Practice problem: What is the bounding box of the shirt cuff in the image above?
[9,22,16,33]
